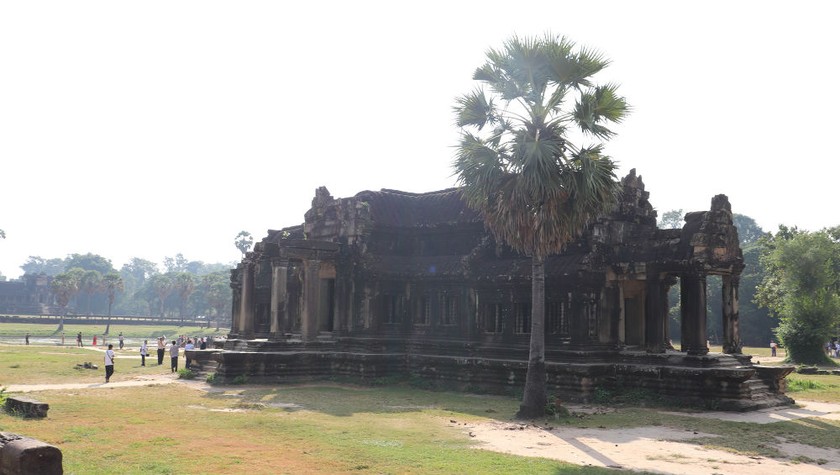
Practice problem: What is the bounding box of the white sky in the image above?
[2,1,838,279]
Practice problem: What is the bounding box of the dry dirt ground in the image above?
[7,350,840,475]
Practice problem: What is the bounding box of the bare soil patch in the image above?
[463,402,840,474]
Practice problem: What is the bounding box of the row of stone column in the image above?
[231,257,326,342]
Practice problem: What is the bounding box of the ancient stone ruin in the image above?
[217,170,793,410]
[0,432,62,475]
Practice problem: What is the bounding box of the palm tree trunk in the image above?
[105,298,113,335]
[517,254,547,419]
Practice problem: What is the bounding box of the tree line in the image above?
[19,253,234,331]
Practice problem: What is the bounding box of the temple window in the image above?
[415,294,431,325]
[383,294,403,324]
[484,303,506,333]
[441,294,457,325]
[547,300,568,335]
[514,303,531,334]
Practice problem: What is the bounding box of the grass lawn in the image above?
[3,339,840,473]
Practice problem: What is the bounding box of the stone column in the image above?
[270,258,289,338]
[229,269,242,337]
[722,275,742,354]
[680,272,708,355]
[302,259,321,342]
[645,274,665,353]
[661,277,676,349]
[239,263,255,337]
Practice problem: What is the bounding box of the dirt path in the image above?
[463,401,840,474]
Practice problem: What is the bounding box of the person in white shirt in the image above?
[169,341,179,373]
[184,339,195,369]
[104,344,116,383]
[139,340,148,367]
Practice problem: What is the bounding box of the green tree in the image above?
[201,272,232,330]
[756,228,840,364]
[20,256,66,276]
[658,209,684,229]
[64,253,115,274]
[79,270,102,314]
[120,258,158,285]
[173,272,197,320]
[51,268,85,331]
[101,273,125,334]
[235,231,253,257]
[453,34,627,418]
[733,213,766,245]
[148,274,174,318]
[163,253,189,273]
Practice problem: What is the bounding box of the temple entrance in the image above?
[319,278,335,332]
[622,281,645,346]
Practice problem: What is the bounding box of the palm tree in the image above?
[102,273,125,334]
[80,270,102,314]
[148,274,174,318]
[173,272,196,322]
[453,34,628,418]
[51,268,85,331]
[235,231,253,257]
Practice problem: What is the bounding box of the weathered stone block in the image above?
[0,432,63,475]
[4,397,49,418]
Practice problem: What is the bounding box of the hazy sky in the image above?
[2,1,838,279]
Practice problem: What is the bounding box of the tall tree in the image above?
[101,273,125,334]
[173,272,196,321]
[658,209,684,229]
[50,268,85,331]
[201,272,232,330]
[453,34,627,418]
[235,231,253,257]
[65,253,115,274]
[120,257,158,285]
[79,270,102,314]
[163,253,189,273]
[148,274,174,318]
[756,227,840,364]
[20,256,66,276]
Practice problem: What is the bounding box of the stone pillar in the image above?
[645,274,665,353]
[270,258,289,338]
[680,272,708,356]
[302,259,321,342]
[569,292,589,346]
[230,268,242,337]
[239,263,254,337]
[722,275,742,354]
[661,277,676,349]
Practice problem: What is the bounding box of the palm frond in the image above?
[454,88,495,130]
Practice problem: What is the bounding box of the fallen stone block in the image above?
[4,397,49,418]
[0,432,63,475]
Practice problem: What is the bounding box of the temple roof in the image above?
[354,188,480,228]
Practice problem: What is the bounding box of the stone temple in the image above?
[215,170,793,410]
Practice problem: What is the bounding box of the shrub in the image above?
[177,369,196,380]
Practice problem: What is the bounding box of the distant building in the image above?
[0,273,55,315]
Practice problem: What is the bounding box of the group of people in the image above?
[827,340,840,358]
[103,334,214,383]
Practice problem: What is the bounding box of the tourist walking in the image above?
[184,339,195,369]
[25,332,30,345]
[104,344,115,383]
[770,340,778,357]
[77,332,83,347]
[169,340,179,373]
[157,337,165,365]
[118,333,125,350]
[140,340,148,366]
